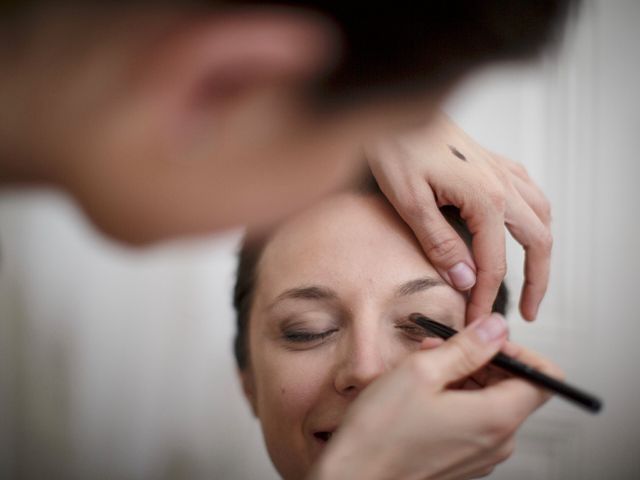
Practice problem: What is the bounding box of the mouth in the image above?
[313,431,334,443]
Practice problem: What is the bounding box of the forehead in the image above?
[255,193,439,301]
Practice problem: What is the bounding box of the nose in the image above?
[333,327,388,396]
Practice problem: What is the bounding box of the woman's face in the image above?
[241,193,467,479]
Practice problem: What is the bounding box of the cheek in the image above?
[386,334,425,368]
[252,348,331,430]
[252,349,334,477]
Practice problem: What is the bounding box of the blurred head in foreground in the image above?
[232,177,508,478]
[0,1,574,243]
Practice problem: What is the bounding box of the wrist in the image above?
[306,436,397,480]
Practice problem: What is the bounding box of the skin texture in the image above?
[240,194,561,480]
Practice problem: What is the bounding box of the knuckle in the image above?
[540,199,552,223]
[482,414,516,445]
[533,229,553,253]
[514,163,529,178]
[486,187,507,212]
[396,185,428,219]
[483,262,507,284]
[495,438,516,464]
[495,261,508,278]
[402,199,439,227]
[478,466,496,478]
[424,234,461,263]
[542,230,554,252]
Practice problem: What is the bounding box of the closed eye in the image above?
[283,329,338,344]
[396,324,430,342]
[395,323,439,342]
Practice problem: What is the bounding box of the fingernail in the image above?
[448,262,476,290]
[521,298,539,321]
[472,314,507,343]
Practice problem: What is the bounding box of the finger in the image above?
[510,174,552,226]
[484,377,553,423]
[504,192,552,321]
[408,195,477,291]
[500,339,521,358]
[422,337,479,391]
[475,345,564,421]
[444,377,550,442]
[491,153,530,182]
[420,337,445,350]
[463,200,507,324]
[435,433,516,480]
[371,162,477,291]
[444,435,516,480]
[483,341,562,386]
[492,153,552,227]
[480,364,511,387]
[417,314,508,388]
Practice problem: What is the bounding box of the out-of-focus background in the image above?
[1,1,639,478]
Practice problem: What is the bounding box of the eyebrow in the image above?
[394,277,446,297]
[270,285,339,309]
[270,276,445,310]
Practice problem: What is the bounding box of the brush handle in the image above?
[409,314,602,414]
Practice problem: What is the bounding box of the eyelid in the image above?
[278,312,339,332]
[395,323,431,339]
[282,328,338,344]
[276,312,341,345]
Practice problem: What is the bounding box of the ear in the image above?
[141,8,338,114]
[239,368,259,418]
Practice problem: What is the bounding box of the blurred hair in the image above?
[273,0,578,105]
[3,1,577,105]
[232,173,509,370]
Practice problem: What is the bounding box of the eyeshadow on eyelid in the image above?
[276,312,338,330]
[402,311,460,330]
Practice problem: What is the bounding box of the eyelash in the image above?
[396,316,439,341]
[283,329,338,344]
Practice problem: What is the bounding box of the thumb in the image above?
[423,314,508,387]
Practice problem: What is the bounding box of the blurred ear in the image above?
[142,9,338,116]
[239,368,259,418]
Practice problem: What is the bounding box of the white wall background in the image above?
[1,1,639,479]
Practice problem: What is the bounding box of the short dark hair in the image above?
[232,176,509,370]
